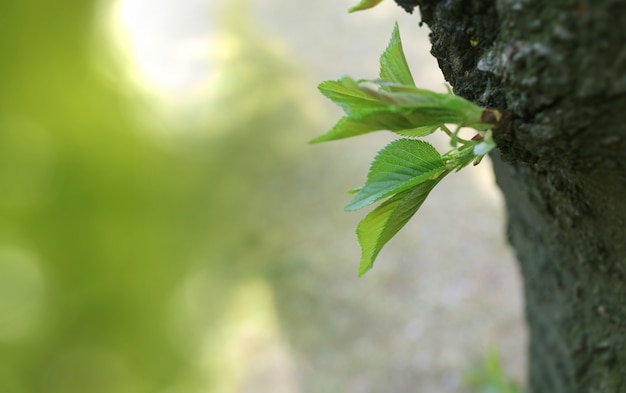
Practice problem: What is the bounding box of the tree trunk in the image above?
[407,0,626,391]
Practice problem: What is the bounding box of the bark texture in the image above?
[406,0,626,391]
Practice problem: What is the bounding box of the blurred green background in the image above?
[0,0,525,392]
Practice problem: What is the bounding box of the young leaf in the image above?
[348,0,384,13]
[366,84,488,128]
[356,179,442,276]
[346,139,445,211]
[310,107,426,143]
[318,78,384,115]
[314,75,493,143]
[310,114,383,143]
[358,82,443,106]
[379,23,415,86]
[359,82,495,131]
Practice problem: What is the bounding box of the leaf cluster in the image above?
[313,23,500,276]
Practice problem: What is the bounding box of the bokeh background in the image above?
[0,0,526,392]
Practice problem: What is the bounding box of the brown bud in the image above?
[481,109,501,125]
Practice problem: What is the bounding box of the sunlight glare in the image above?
[113,0,215,96]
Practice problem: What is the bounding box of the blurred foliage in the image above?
[464,348,521,393]
[0,1,315,392]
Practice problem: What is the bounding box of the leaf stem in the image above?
[442,142,478,171]
[440,125,470,145]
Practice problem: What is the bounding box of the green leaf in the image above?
[348,0,384,13]
[318,78,385,115]
[356,178,442,276]
[357,82,442,106]
[310,107,421,143]
[313,76,491,143]
[309,116,378,143]
[379,23,415,86]
[364,83,492,130]
[393,125,439,137]
[346,140,445,211]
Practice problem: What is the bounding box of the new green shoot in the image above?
[313,23,500,276]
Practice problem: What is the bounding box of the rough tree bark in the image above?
[397,0,626,391]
